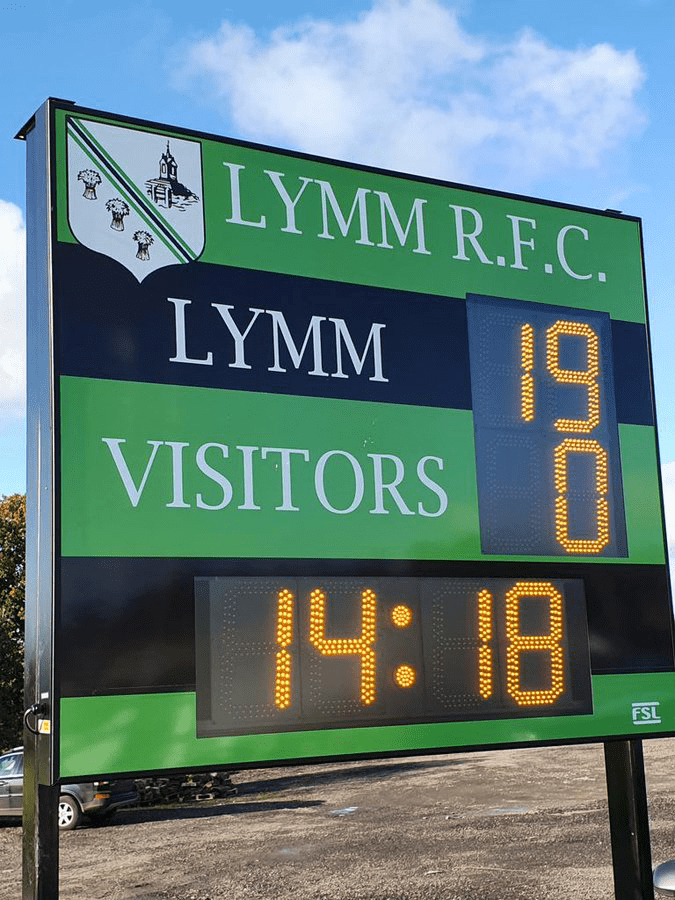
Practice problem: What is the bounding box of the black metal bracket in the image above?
[23,703,47,736]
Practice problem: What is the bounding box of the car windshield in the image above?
[0,755,19,776]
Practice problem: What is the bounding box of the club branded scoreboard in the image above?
[24,100,675,781]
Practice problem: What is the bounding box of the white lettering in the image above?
[211,304,264,370]
[196,443,233,510]
[315,450,365,514]
[557,225,592,280]
[374,192,431,255]
[165,441,191,508]
[507,215,537,271]
[223,162,266,228]
[449,205,492,265]
[168,298,213,366]
[267,310,329,376]
[316,181,374,246]
[102,438,163,508]
[330,318,388,382]
[236,445,261,510]
[264,170,312,234]
[261,447,310,511]
[368,454,414,515]
[416,456,448,517]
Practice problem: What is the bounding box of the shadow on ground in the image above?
[236,757,468,798]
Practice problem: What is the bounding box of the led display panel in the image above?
[467,295,628,557]
[196,576,593,737]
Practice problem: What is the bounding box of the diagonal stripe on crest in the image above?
[67,117,199,264]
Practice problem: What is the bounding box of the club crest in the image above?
[66,116,205,281]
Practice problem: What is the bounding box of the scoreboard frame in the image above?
[22,98,675,785]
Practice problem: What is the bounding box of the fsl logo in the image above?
[631,702,661,725]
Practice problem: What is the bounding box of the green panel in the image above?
[60,376,482,560]
[619,424,667,563]
[60,672,675,778]
[200,140,646,322]
[54,108,647,322]
[60,377,665,564]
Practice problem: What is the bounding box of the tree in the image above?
[0,494,25,751]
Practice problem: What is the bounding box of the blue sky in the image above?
[2,0,675,546]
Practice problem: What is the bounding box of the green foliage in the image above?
[0,494,25,751]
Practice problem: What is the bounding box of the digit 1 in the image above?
[505,581,564,706]
[274,588,294,709]
[520,323,535,422]
[477,589,494,699]
[309,587,377,706]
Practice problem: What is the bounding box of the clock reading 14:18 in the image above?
[195,576,593,738]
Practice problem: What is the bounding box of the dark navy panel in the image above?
[54,243,472,411]
[611,319,654,426]
[58,557,674,699]
[54,244,654,423]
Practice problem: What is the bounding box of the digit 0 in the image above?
[309,587,377,706]
[554,438,610,554]
[505,581,564,706]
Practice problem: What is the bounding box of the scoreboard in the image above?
[23,99,675,782]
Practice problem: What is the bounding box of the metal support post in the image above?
[604,739,654,900]
[21,752,59,900]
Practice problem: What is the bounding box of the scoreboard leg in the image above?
[21,780,59,900]
[604,739,653,900]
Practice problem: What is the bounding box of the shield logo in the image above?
[66,116,205,281]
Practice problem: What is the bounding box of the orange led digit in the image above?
[546,320,600,433]
[477,588,494,699]
[274,588,294,709]
[520,323,535,422]
[505,582,564,707]
[554,438,610,554]
[309,587,377,706]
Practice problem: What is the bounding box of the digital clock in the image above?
[195,575,593,737]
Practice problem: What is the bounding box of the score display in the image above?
[195,576,593,737]
[467,295,627,557]
[28,99,675,782]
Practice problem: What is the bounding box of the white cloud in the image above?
[177,0,645,184]
[0,201,25,421]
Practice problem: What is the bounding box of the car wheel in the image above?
[57,795,81,831]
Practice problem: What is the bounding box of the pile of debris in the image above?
[133,771,237,806]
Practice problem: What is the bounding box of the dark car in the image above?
[0,748,137,831]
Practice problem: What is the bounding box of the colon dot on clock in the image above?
[394,664,416,688]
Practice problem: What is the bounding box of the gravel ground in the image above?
[2,738,675,899]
